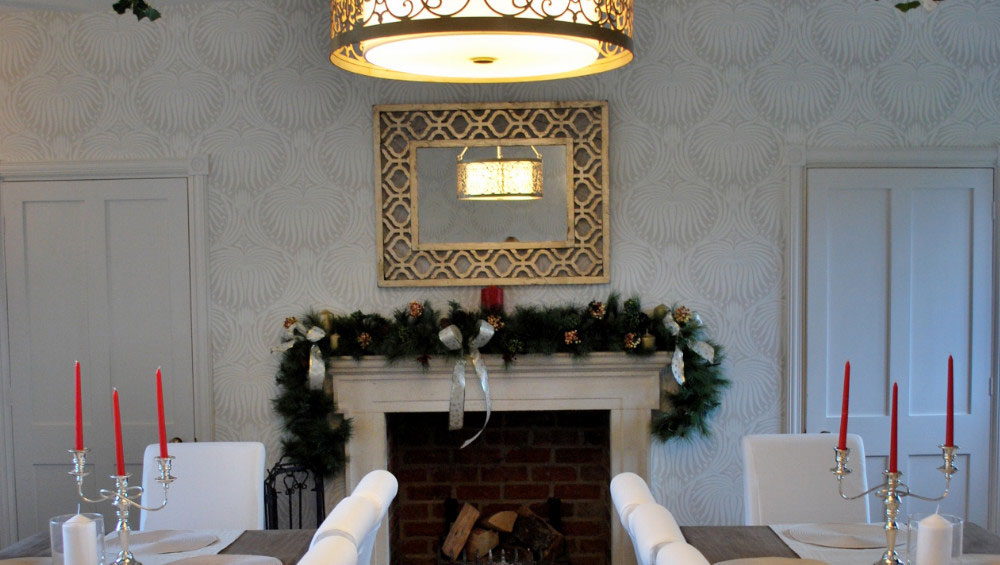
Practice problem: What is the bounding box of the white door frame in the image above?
[786,146,1000,533]
[0,157,213,546]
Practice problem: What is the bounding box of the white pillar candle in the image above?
[916,513,953,565]
[62,513,98,565]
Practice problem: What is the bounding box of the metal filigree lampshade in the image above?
[457,146,543,201]
[329,0,633,82]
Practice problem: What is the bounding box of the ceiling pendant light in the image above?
[329,0,633,82]
[457,146,543,201]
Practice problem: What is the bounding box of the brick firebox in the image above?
[329,352,665,564]
[387,410,611,564]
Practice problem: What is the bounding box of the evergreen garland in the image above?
[273,294,728,478]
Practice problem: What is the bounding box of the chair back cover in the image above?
[742,433,869,525]
[610,472,656,531]
[139,441,266,530]
[310,495,379,549]
[627,502,685,565]
[297,535,358,565]
[654,541,710,565]
[353,470,398,565]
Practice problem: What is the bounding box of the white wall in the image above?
[1,0,998,525]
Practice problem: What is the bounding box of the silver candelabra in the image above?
[69,449,176,565]
[832,444,959,565]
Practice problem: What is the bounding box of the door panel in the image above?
[805,167,993,524]
[4,178,195,537]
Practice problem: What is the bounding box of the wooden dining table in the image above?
[2,523,999,564]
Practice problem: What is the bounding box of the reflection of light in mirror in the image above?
[457,146,543,200]
[416,144,568,244]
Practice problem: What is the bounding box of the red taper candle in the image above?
[156,367,168,458]
[946,355,954,447]
[838,361,851,450]
[112,388,126,476]
[74,361,84,450]
[889,382,898,473]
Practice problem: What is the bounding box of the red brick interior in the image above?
[387,410,611,564]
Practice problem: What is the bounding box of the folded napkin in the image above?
[105,531,219,555]
[785,523,888,549]
[654,541,710,565]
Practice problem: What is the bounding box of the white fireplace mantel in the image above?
[330,351,666,565]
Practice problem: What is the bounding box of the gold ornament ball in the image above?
[652,304,668,320]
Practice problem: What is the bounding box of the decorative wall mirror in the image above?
[375,101,610,287]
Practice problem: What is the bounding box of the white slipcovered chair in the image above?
[610,472,656,533]
[742,433,869,525]
[628,502,685,565]
[311,470,398,565]
[655,541,710,565]
[310,495,379,549]
[139,441,266,530]
[297,535,358,565]
[350,470,398,564]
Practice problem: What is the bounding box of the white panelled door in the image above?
[805,167,993,524]
[3,177,196,538]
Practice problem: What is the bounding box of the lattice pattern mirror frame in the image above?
[375,100,610,287]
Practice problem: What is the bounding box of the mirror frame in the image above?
[374,100,610,287]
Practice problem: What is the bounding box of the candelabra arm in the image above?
[838,478,885,501]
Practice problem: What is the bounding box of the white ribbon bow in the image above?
[272,322,328,390]
[438,320,495,448]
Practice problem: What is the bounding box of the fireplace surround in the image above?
[330,352,665,564]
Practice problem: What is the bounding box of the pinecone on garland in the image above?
[588,300,606,320]
[624,332,640,350]
[487,314,504,330]
[564,329,581,345]
[357,332,372,349]
[409,301,423,318]
[283,316,297,329]
[674,306,692,324]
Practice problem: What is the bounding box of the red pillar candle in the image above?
[480,286,503,311]
[838,361,851,450]
[74,361,84,450]
[112,388,126,476]
[946,355,954,447]
[156,368,168,458]
[889,382,899,473]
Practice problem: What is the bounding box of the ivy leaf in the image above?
[894,1,922,11]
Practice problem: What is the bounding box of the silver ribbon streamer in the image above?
[663,312,681,336]
[438,321,496,448]
[688,340,715,363]
[671,347,685,385]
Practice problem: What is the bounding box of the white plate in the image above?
[785,523,889,549]
[105,530,219,554]
[715,559,826,565]
[165,555,282,565]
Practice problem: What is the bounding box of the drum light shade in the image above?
[330,0,633,82]
[457,146,543,201]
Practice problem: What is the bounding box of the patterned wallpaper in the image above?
[2,0,999,526]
